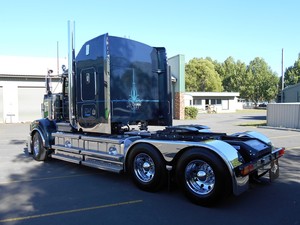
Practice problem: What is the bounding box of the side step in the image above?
[82,157,123,173]
[51,152,82,164]
[50,145,124,173]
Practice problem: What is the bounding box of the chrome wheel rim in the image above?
[134,153,155,183]
[185,160,215,195]
[33,136,40,156]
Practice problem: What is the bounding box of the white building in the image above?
[184,92,242,113]
[0,56,66,123]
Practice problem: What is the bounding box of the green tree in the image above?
[245,57,279,104]
[215,57,247,92]
[185,58,223,92]
[279,54,300,88]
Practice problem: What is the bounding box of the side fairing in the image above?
[109,37,172,126]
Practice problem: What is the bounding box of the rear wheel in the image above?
[127,144,167,192]
[32,132,48,161]
[176,148,231,206]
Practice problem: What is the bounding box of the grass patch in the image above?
[238,121,267,127]
[236,109,267,114]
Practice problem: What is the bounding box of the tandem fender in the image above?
[130,139,249,196]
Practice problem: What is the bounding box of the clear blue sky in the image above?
[1,0,299,75]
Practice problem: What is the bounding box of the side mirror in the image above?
[48,69,53,75]
[62,65,67,72]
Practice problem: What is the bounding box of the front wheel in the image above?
[176,148,231,206]
[31,132,48,161]
[127,144,167,192]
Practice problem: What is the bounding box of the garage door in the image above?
[18,87,45,122]
[0,87,3,123]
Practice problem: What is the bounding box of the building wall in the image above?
[174,92,185,119]
[2,83,18,123]
[18,86,46,122]
[169,54,185,93]
[282,83,300,102]
[267,103,300,129]
[184,92,242,113]
[169,55,185,119]
[0,80,61,123]
[0,55,66,123]
[0,87,3,123]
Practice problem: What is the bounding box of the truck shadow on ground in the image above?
[9,140,27,145]
[239,115,266,121]
[0,146,299,225]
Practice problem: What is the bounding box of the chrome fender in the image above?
[231,131,272,145]
[127,139,249,196]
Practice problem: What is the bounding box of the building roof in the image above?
[185,92,239,97]
[0,55,67,76]
[283,82,300,91]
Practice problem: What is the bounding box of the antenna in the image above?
[57,41,59,75]
[281,48,284,91]
[281,48,284,103]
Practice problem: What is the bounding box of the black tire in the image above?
[176,148,231,206]
[127,143,167,192]
[31,132,48,161]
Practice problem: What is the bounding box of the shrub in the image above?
[185,107,198,119]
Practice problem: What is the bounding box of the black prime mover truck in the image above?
[28,25,284,206]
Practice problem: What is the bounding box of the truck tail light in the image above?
[240,164,255,176]
[277,148,285,157]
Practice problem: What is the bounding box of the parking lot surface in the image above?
[0,110,299,225]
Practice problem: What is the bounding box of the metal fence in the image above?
[267,103,300,129]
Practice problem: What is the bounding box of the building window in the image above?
[193,99,202,105]
[211,99,221,105]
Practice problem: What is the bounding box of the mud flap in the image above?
[269,159,279,181]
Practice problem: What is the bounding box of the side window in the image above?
[80,68,96,101]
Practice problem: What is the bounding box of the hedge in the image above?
[185,106,198,119]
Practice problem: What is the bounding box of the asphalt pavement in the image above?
[0,110,299,225]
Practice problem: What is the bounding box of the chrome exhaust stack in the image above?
[68,21,77,129]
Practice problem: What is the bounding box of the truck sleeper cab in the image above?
[28,33,284,206]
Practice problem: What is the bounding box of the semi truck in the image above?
[28,25,284,206]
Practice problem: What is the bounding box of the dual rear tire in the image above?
[176,148,231,206]
[127,144,231,206]
[127,143,167,192]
